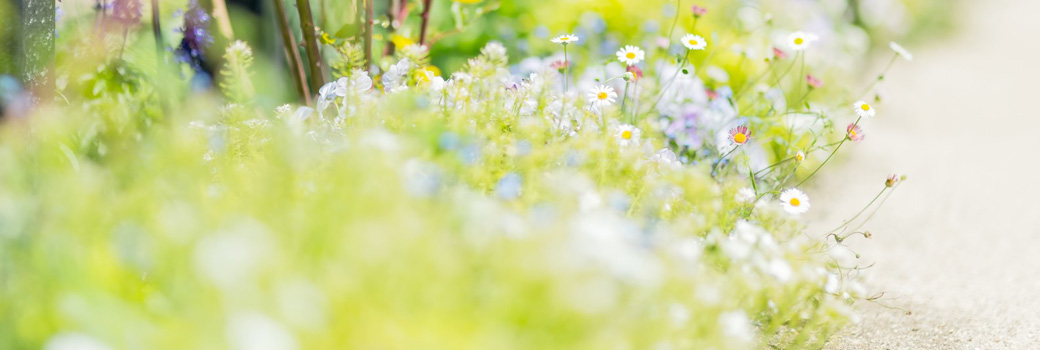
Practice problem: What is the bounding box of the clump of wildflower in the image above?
[551,34,579,44]
[615,124,641,147]
[691,5,708,17]
[175,0,215,73]
[787,31,818,51]
[889,41,913,61]
[806,75,823,89]
[779,188,810,214]
[846,123,865,142]
[588,85,617,108]
[853,100,876,118]
[729,125,751,145]
[616,45,645,66]
[681,33,708,50]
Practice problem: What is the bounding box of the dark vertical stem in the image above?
[419,0,433,45]
[151,0,170,114]
[363,0,373,69]
[273,0,311,104]
[296,0,324,93]
[383,0,396,56]
[151,0,163,58]
[20,0,55,102]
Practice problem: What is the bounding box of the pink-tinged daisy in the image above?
[551,34,579,44]
[691,5,708,17]
[681,33,707,50]
[729,125,751,145]
[616,45,645,66]
[588,85,618,108]
[853,100,876,118]
[806,74,823,89]
[550,59,570,71]
[779,188,810,215]
[615,124,642,147]
[846,123,864,142]
[885,174,902,187]
[706,89,719,100]
[626,66,643,81]
[773,47,788,60]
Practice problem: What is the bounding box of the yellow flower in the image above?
[320,32,335,45]
[391,35,416,49]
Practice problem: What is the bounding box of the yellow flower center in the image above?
[789,198,800,206]
[733,133,747,144]
[689,39,698,46]
[860,104,871,111]
[597,92,608,100]
[849,130,858,138]
[796,154,804,162]
[794,38,804,45]
[626,52,636,59]
[621,130,632,139]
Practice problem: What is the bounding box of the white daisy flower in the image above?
[615,45,645,66]
[787,31,818,51]
[794,150,806,163]
[735,187,756,203]
[588,85,618,108]
[551,34,579,44]
[889,41,913,61]
[614,124,641,147]
[779,188,810,215]
[682,33,707,50]
[680,34,707,50]
[853,100,876,118]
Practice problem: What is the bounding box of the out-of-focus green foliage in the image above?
[0,0,935,349]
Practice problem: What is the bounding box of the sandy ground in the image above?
[812,0,1040,349]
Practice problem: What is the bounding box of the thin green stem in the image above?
[644,54,688,116]
[828,187,887,234]
[666,0,682,42]
[794,116,861,187]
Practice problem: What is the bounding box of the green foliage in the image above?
[219,40,256,104]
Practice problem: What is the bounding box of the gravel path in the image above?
[815,0,1040,348]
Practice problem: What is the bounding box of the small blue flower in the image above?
[495,173,522,200]
[458,144,481,165]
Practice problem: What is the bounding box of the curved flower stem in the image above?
[644,54,688,116]
[828,187,887,234]
[665,0,682,42]
[854,53,898,100]
[711,146,738,177]
[620,81,630,122]
[852,182,901,232]
[753,156,794,177]
[794,116,861,187]
[563,44,570,93]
